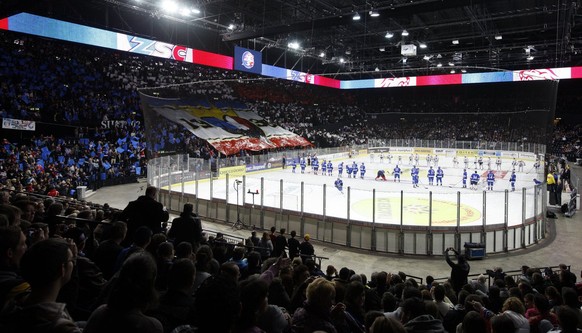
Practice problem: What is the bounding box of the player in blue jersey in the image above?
[376,169,387,181]
[291,159,297,173]
[327,161,333,176]
[321,160,326,175]
[462,169,467,188]
[393,165,401,182]
[352,162,358,178]
[411,166,420,188]
[300,158,306,174]
[360,162,366,179]
[427,166,435,185]
[470,171,480,190]
[436,167,444,186]
[338,162,344,177]
[510,170,516,192]
[346,163,352,178]
[312,157,319,175]
[486,170,495,190]
[335,177,344,194]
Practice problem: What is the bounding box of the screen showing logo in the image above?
[242,51,255,69]
[234,46,262,74]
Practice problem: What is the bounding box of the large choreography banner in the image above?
[140,94,312,156]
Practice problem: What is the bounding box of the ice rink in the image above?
[183,154,545,227]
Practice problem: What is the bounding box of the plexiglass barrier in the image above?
[149,144,548,256]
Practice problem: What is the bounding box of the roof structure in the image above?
[3,0,582,79]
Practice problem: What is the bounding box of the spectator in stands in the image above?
[120,186,168,244]
[444,247,470,294]
[528,294,559,333]
[400,296,445,332]
[167,203,202,249]
[369,316,406,333]
[0,238,81,332]
[194,274,240,333]
[560,287,582,330]
[272,228,288,258]
[298,234,314,262]
[257,232,273,260]
[84,252,162,333]
[149,258,196,332]
[62,226,107,320]
[155,242,175,291]
[0,226,29,310]
[93,221,127,280]
[343,281,366,333]
[113,226,152,274]
[291,277,349,333]
[235,277,270,333]
[287,230,300,259]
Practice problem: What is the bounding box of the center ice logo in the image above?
[241,51,255,69]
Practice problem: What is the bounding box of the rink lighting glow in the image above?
[160,0,178,14]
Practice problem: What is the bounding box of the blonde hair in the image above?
[306,278,335,306]
[502,296,526,315]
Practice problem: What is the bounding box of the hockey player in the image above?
[486,170,495,191]
[533,160,540,172]
[291,159,297,173]
[338,162,344,178]
[379,152,384,163]
[393,165,401,182]
[426,154,432,167]
[346,163,352,178]
[470,171,480,190]
[496,157,502,171]
[413,166,420,188]
[387,154,392,164]
[453,156,459,168]
[414,154,419,166]
[518,160,525,172]
[434,155,439,167]
[510,171,516,192]
[428,166,435,185]
[478,156,484,170]
[376,169,387,181]
[300,158,306,174]
[464,156,469,169]
[312,157,319,175]
[327,161,333,176]
[321,160,327,176]
[436,167,444,186]
[487,157,492,170]
[512,158,517,170]
[462,169,468,188]
[352,162,358,178]
[398,155,402,165]
[409,154,414,166]
[360,162,366,179]
[335,177,344,194]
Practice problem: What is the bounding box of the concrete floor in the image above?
[88,170,582,282]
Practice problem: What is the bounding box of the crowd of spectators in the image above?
[1,189,582,333]
[1,28,581,201]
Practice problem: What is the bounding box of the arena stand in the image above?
[2,30,582,332]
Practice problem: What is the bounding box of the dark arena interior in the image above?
[1,1,582,332]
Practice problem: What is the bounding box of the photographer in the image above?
[444,247,470,294]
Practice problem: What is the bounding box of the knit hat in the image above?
[304,234,310,241]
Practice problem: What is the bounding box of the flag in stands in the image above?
[140,94,312,156]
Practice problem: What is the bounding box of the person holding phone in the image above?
[444,247,470,294]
